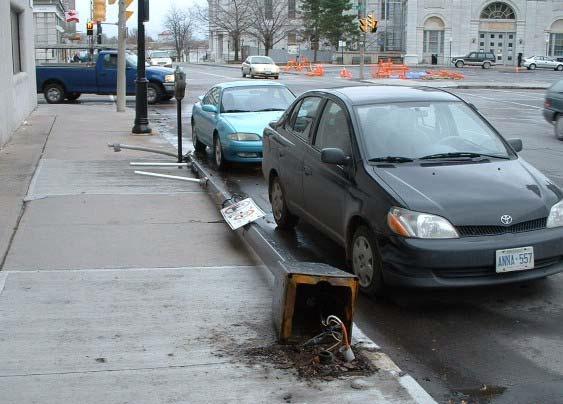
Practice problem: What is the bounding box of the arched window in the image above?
[423,17,445,55]
[480,2,515,19]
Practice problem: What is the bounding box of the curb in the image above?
[186,153,436,404]
[359,79,550,90]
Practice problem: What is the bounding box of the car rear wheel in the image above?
[44,83,65,104]
[213,135,227,170]
[455,60,464,68]
[270,176,299,229]
[351,225,384,296]
[556,115,563,140]
[191,121,207,152]
[556,65,563,71]
[242,68,246,78]
[529,63,536,70]
[147,83,161,104]
[483,61,491,69]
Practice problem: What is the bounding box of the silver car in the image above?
[523,56,563,71]
[241,56,280,79]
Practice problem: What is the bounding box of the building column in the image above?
[404,0,419,65]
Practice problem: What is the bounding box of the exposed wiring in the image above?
[324,315,350,349]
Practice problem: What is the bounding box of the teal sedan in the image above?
[191,81,296,168]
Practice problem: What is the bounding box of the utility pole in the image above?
[116,0,126,112]
[132,0,151,134]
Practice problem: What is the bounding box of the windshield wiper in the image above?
[255,108,285,112]
[368,156,414,163]
[420,152,509,160]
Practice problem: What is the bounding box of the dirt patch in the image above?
[242,343,378,381]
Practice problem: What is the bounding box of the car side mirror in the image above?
[321,148,351,166]
[198,95,204,101]
[507,138,523,152]
[202,104,218,113]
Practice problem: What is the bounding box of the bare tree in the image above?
[196,0,253,62]
[164,5,193,62]
[250,0,291,56]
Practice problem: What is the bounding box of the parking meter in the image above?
[174,66,187,101]
[174,66,187,163]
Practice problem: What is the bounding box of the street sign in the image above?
[338,40,347,48]
[288,45,299,55]
[221,198,265,230]
[65,10,79,23]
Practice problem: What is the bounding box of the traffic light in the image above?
[93,0,106,22]
[125,0,134,21]
[108,0,117,4]
[86,21,94,36]
[359,14,378,33]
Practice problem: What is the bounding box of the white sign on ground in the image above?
[221,198,266,230]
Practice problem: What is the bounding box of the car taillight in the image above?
[545,99,552,108]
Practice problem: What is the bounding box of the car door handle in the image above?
[278,149,285,158]
[304,165,312,176]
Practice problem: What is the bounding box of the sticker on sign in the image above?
[221,198,266,230]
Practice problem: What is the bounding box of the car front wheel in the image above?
[213,135,227,169]
[556,115,563,140]
[191,121,207,152]
[147,83,161,104]
[455,60,464,68]
[242,68,246,78]
[529,63,536,70]
[351,225,384,296]
[556,65,563,71]
[269,176,298,229]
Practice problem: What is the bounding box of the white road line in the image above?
[456,92,543,109]
[0,272,8,296]
[187,69,239,80]
[486,88,546,100]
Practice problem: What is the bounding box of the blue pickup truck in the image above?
[36,51,175,104]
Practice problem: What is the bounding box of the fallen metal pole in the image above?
[108,143,177,158]
[130,162,189,167]
[134,170,205,184]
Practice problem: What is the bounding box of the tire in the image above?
[350,225,384,296]
[191,120,207,152]
[161,95,173,101]
[250,69,255,79]
[269,176,299,229]
[483,61,491,69]
[213,134,227,170]
[556,65,563,71]
[529,63,536,70]
[242,69,246,78]
[274,75,279,80]
[555,115,563,141]
[455,60,464,68]
[44,83,65,104]
[147,82,162,104]
[66,92,81,101]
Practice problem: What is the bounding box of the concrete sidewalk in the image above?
[0,103,434,403]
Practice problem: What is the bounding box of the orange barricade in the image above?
[307,64,325,77]
[423,70,465,80]
[340,67,353,79]
[372,59,410,79]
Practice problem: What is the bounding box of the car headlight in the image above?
[547,200,563,228]
[228,132,261,141]
[165,74,175,83]
[388,207,459,239]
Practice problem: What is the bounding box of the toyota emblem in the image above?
[500,215,513,225]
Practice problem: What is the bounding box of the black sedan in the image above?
[262,86,563,295]
[543,79,563,140]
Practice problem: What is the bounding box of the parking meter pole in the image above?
[360,33,365,80]
[174,66,187,164]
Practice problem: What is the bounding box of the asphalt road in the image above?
[40,65,563,403]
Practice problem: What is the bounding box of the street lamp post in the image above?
[449,37,453,67]
[132,0,151,134]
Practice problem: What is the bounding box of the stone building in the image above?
[206,0,563,65]
[1,0,37,148]
[33,0,70,64]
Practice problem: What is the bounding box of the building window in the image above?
[11,7,22,74]
[480,2,515,20]
[265,0,273,20]
[423,30,444,54]
[287,32,297,45]
[549,33,563,56]
[288,0,296,19]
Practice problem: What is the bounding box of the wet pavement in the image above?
[48,65,563,403]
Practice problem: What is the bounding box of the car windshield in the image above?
[221,86,295,113]
[355,101,510,161]
[151,52,170,58]
[251,57,274,65]
[125,54,150,67]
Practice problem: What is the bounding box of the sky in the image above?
[75,0,206,38]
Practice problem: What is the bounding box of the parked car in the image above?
[36,51,175,104]
[452,52,496,68]
[262,85,563,295]
[543,79,563,140]
[241,56,281,79]
[523,56,563,71]
[148,51,173,67]
[191,81,295,168]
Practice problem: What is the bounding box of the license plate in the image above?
[495,247,534,273]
